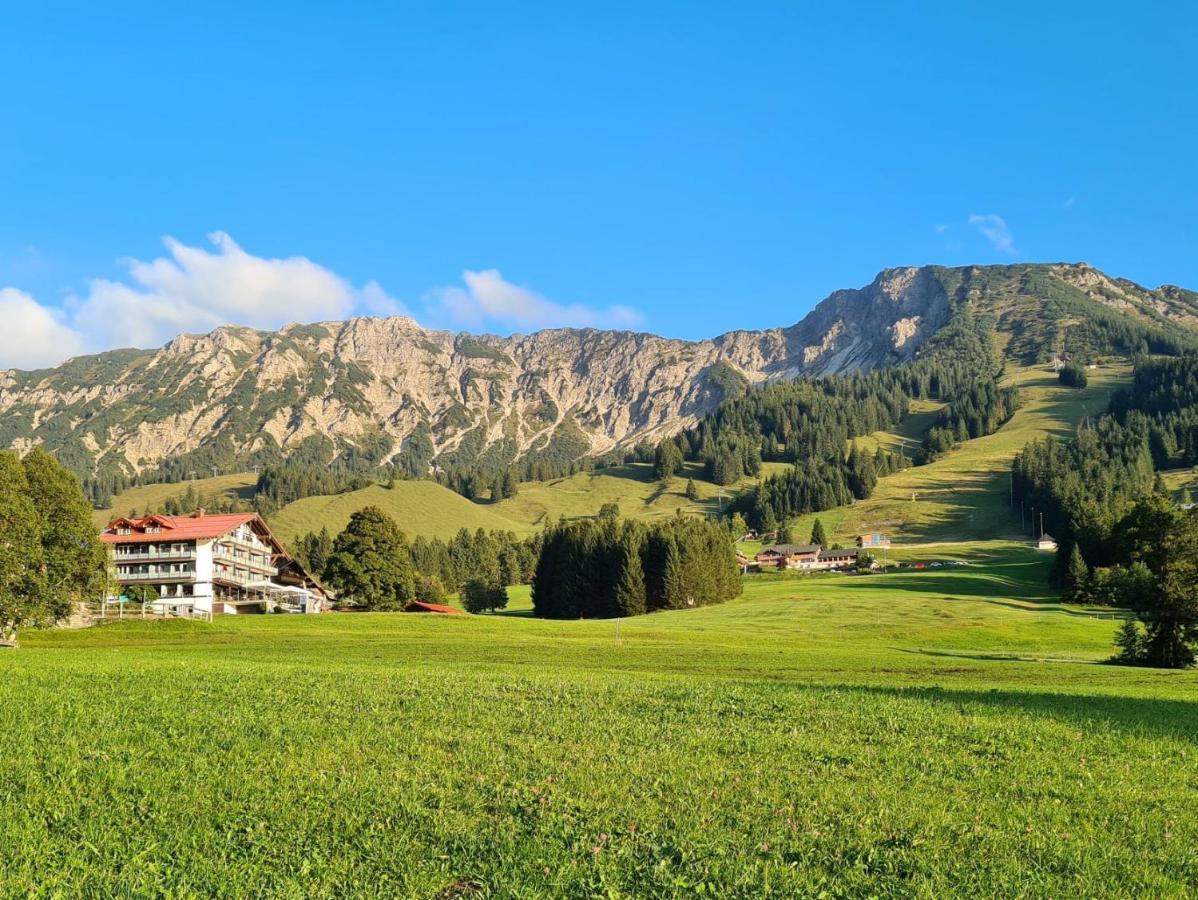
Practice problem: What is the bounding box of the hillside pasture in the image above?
[91,472,257,528]
[796,363,1132,546]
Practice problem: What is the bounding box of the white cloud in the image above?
[934,223,949,235]
[426,268,643,332]
[0,288,86,370]
[0,234,637,371]
[968,213,1016,254]
[69,232,370,350]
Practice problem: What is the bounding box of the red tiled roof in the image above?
[403,601,463,615]
[99,512,259,544]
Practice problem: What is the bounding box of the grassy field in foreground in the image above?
[4,545,1197,897]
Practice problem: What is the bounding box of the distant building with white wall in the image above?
[1035,534,1058,552]
[856,533,891,549]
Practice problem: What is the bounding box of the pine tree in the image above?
[653,441,683,482]
[810,518,828,549]
[662,539,688,609]
[1064,544,1090,604]
[613,533,647,617]
[1113,619,1146,664]
[1143,513,1198,668]
[462,579,508,613]
[685,478,699,501]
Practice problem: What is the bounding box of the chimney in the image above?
[193,507,206,518]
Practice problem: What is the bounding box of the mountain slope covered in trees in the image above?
[4,262,1197,502]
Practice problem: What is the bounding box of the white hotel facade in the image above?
[100,510,327,615]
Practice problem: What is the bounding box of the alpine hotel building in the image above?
[100,510,328,615]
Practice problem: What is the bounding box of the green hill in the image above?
[91,472,257,528]
[268,481,536,544]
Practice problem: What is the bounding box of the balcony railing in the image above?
[213,549,276,575]
[115,548,197,561]
[118,570,195,582]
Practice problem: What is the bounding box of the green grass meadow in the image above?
[5,545,1198,897]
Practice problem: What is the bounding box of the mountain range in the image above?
[3,262,1197,481]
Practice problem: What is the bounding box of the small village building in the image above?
[817,547,862,570]
[755,544,821,569]
[754,544,865,572]
[403,601,463,615]
[1035,534,1059,552]
[100,510,329,616]
[856,533,891,549]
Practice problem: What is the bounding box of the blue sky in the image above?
[1,2,1195,368]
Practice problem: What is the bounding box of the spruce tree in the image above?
[685,478,699,501]
[613,532,647,616]
[662,539,687,609]
[653,441,682,482]
[810,518,828,549]
[1063,544,1090,604]
[1143,513,1198,668]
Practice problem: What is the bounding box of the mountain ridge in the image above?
[3,262,1197,482]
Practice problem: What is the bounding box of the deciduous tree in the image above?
[323,506,415,610]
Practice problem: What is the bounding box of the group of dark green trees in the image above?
[1057,496,1198,668]
[531,516,741,619]
[1012,352,1198,666]
[1012,354,1198,579]
[644,310,1015,530]
[302,509,537,613]
[0,449,106,645]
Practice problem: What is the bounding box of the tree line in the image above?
[1056,495,1198,668]
[301,511,544,613]
[1011,352,1198,667]
[648,308,1016,529]
[531,515,742,619]
[1012,353,1198,582]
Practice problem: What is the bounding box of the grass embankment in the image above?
[269,481,537,544]
[4,545,1197,897]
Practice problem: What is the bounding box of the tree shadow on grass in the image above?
[797,682,1198,746]
[841,565,1058,604]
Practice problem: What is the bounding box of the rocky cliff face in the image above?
[1,263,1193,477]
